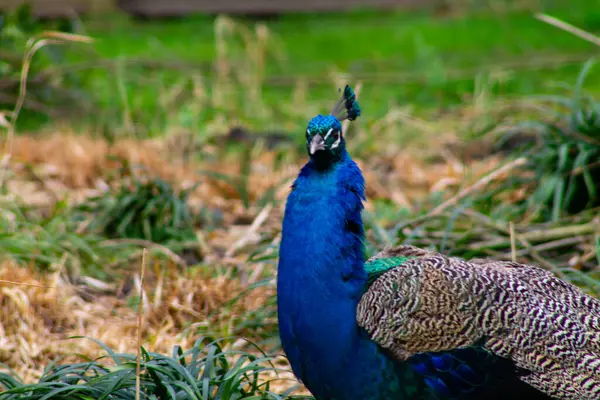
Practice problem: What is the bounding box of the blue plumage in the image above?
[277,86,553,400]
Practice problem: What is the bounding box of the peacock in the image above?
[277,85,600,400]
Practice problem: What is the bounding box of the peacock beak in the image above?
[309,134,325,155]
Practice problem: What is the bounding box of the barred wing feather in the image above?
[357,245,600,399]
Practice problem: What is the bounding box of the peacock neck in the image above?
[278,150,393,398]
[279,149,367,298]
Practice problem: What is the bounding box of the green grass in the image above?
[75,173,198,245]
[0,197,134,280]
[84,2,598,74]
[0,337,308,400]
[21,0,596,136]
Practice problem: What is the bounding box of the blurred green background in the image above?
[2,0,599,137]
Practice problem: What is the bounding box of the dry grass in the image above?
[0,256,275,381]
[0,122,509,392]
[3,81,586,396]
[7,126,506,229]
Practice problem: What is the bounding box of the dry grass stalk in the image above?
[510,221,517,262]
[135,248,148,400]
[428,157,528,216]
[0,279,53,288]
[0,32,93,189]
[102,239,186,267]
[225,203,273,258]
[535,13,600,47]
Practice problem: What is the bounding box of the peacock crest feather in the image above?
[332,84,361,122]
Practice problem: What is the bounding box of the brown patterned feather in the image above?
[357,245,600,399]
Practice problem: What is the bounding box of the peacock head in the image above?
[305,85,361,166]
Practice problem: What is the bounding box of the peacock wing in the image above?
[357,245,600,400]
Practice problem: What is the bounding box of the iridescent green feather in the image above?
[365,256,414,286]
[332,85,361,122]
[342,85,361,121]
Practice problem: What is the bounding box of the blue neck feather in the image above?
[277,149,407,399]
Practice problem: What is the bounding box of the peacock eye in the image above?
[330,130,342,149]
[322,128,334,141]
[306,129,311,139]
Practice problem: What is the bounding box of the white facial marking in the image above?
[331,132,341,149]
[323,128,334,141]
